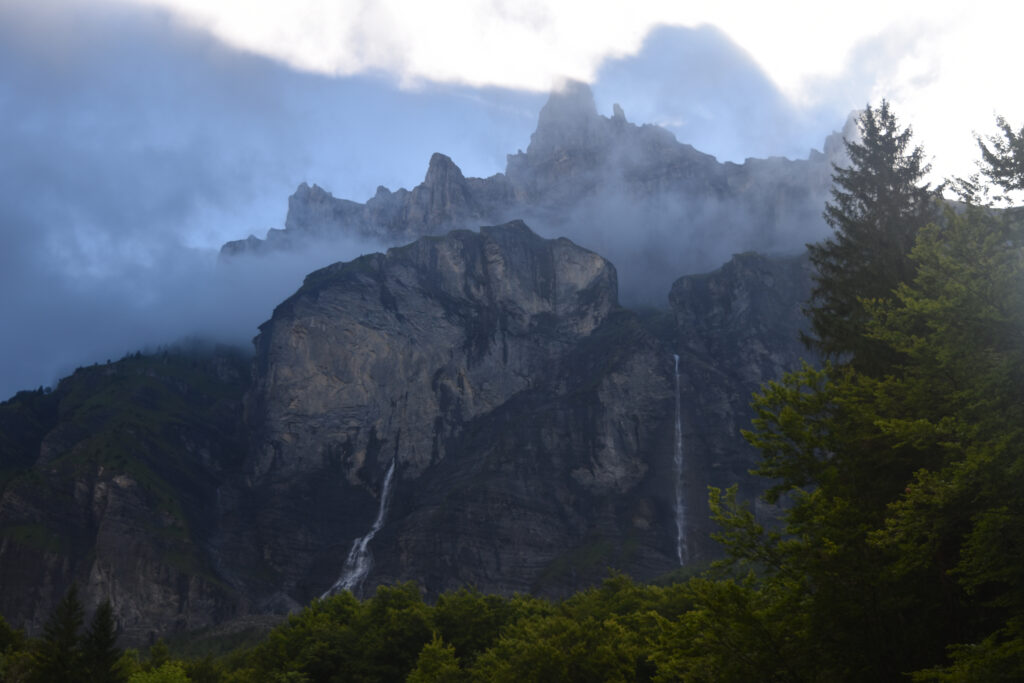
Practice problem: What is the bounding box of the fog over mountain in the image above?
[223,80,855,307]
[0,0,871,401]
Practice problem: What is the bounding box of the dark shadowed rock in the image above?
[0,348,252,645]
[668,251,817,530]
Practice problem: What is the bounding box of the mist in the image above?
[1,2,879,400]
[0,0,541,400]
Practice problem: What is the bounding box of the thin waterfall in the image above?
[322,458,397,598]
[673,354,687,565]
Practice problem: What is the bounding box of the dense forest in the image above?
[2,105,1023,682]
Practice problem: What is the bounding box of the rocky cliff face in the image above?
[220,223,818,608]
[231,222,676,604]
[221,81,847,304]
[668,251,816,519]
[0,225,819,641]
[0,349,251,644]
[2,78,839,643]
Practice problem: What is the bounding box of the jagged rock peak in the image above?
[290,220,619,320]
[293,181,323,198]
[813,110,859,165]
[539,79,598,122]
[423,152,467,187]
[527,80,604,156]
[283,182,356,235]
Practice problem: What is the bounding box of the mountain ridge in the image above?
[0,82,831,643]
[221,81,850,305]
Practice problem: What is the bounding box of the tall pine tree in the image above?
[978,116,1024,193]
[30,585,85,683]
[82,600,126,683]
[805,100,937,373]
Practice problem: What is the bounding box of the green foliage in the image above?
[430,587,514,665]
[649,575,810,682]
[0,615,30,683]
[244,583,433,682]
[710,180,1024,678]
[182,655,225,683]
[468,576,670,682]
[978,116,1024,194]
[406,634,464,683]
[127,661,191,683]
[19,588,128,683]
[806,100,937,372]
[30,585,85,683]
[469,611,637,682]
[0,615,25,654]
[82,601,128,683]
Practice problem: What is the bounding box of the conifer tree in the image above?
[30,585,85,683]
[979,116,1024,193]
[805,100,936,373]
[82,600,126,683]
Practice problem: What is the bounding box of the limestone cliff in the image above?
[223,223,818,607]
[232,221,676,604]
[0,225,819,643]
[668,251,816,523]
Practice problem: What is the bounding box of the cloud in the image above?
[3,0,1012,400]
[590,24,852,164]
[0,0,543,399]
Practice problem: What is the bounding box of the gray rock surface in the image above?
[0,225,819,642]
[221,81,847,305]
[225,223,818,606]
[0,350,251,645]
[2,81,840,641]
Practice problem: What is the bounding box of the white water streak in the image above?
[322,458,397,598]
[673,354,687,565]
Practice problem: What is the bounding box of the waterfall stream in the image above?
[673,354,687,565]
[322,458,397,598]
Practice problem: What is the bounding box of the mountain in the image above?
[221,81,850,304]
[0,81,840,643]
[0,348,252,643]
[0,223,816,643]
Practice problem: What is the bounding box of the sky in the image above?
[2,0,1022,400]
